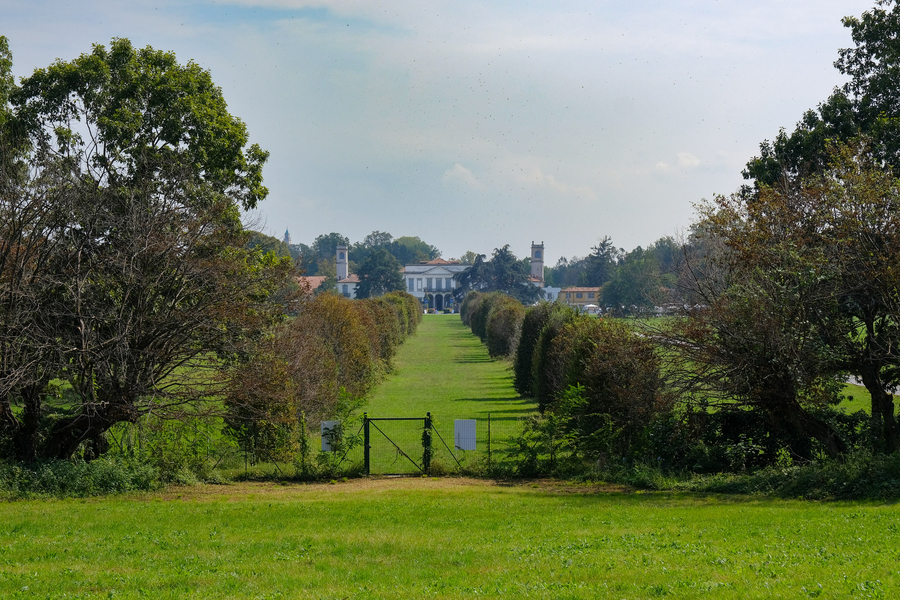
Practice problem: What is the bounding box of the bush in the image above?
[530,304,580,411]
[513,302,557,396]
[0,458,159,499]
[460,291,482,326]
[485,296,525,358]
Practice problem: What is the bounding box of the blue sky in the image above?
[2,0,878,263]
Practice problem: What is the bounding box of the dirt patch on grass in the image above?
[148,477,632,502]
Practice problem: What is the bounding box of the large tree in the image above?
[354,248,404,299]
[659,189,849,458]
[744,0,900,187]
[453,245,543,304]
[0,39,292,461]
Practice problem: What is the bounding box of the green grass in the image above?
[1,480,899,599]
[366,315,535,420]
[837,383,874,414]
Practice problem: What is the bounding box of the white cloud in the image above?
[677,152,701,168]
[442,163,483,189]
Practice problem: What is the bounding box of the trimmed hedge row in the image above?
[223,291,421,462]
[460,292,526,358]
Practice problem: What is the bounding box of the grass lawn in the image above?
[366,315,535,420]
[2,479,899,599]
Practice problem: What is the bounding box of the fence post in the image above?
[423,412,432,474]
[363,412,370,476]
[487,413,492,471]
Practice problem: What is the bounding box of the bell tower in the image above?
[336,245,349,280]
[530,241,544,284]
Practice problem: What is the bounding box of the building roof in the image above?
[561,287,601,293]
[295,275,328,292]
[337,274,360,283]
[424,257,459,265]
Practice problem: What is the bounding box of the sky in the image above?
[1,0,880,264]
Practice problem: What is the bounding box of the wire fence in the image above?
[103,411,535,479]
[331,413,530,476]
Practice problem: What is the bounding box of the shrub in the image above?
[485,296,525,358]
[514,302,557,396]
[530,304,580,411]
[460,291,482,327]
[470,292,505,341]
[0,458,159,499]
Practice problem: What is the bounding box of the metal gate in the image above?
[363,413,433,475]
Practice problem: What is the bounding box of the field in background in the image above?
[2,478,898,599]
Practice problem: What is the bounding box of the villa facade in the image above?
[403,258,468,311]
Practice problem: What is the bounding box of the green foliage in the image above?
[530,304,580,411]
[485,295,526,358]
[459,290,482,326]
[14,37,269,210]
[354,247,404,299]
[246,231,293,258]
[513,302,556,396]
[0,458,158,499]
[744,1,900,185]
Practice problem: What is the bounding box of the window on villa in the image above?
[446,278,453,289]
[588,292,594,298]
[342,284,348,294]
[576,293,583,298]
[416,279,422,290]
[426,278,433,289]
[408,279,414,292]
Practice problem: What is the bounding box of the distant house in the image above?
[403,258,468,311]
[561,287,601,309]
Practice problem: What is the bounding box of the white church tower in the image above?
[530,241,544,284]
[336,245,349,280]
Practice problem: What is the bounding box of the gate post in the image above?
[423,412,433,474]
[363,412,370,476]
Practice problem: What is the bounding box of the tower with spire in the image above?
[283,229,291,245]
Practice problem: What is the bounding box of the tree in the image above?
[744,1,900,187]
[457,250,478,265]
[0,39,292,461]
[453,245,543,304]
[389,236,440,265]
[584,236,621,286]
[790,142,900,452]
[658,184,852,458]
[601,246,664,314]
[363,230,393,248]
[247,231,292,258]
[312,232,350,262]
[354,248,404,299]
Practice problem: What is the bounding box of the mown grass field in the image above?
[2,479,899,599]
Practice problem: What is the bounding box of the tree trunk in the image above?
[778,397,848,459]
[860,366,900,454]
[13,383,45,463]
[0,396,18,433]
[43,398,137,460]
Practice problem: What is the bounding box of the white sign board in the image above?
[454,419,477,451]
[321,421,340,451]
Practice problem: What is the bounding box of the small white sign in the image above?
[321,421,340,451]
[455,419,477,451]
